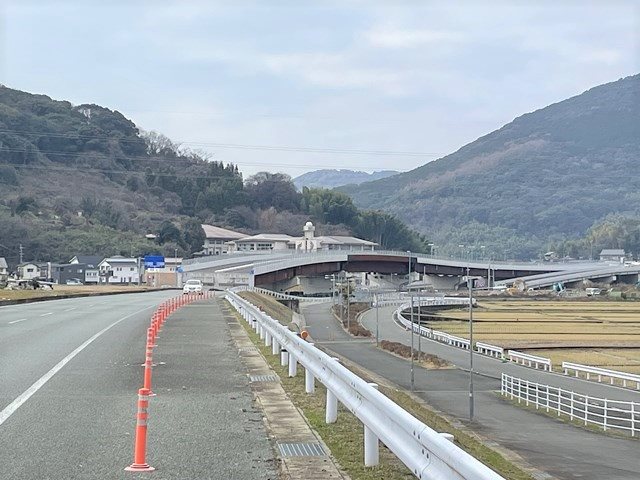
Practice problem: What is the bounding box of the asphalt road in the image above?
[304,303,639,480]
[0,292,278,480]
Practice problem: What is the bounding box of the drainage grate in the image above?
[239,347,257,353]
[249,374,279,382]
[278,442,326,457]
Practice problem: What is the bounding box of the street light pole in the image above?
[374,292,379,347]
[174,248,178,287]
[410,292,415,392]
[467,267,475,421]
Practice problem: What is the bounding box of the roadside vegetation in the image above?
[234,293,536,480]
[0,284,162,303]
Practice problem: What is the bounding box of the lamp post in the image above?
[465,268,483,422]
[374,292,379,347]
[410,292,415,392]
[174,248,178,287]
[407,250,411,289]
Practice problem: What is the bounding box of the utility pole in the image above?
[374,292,379,347]
[19,244,24,264]
[467,267,475,422]
[410,293,415,392]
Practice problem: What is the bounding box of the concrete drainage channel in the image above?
[223,302,346,480]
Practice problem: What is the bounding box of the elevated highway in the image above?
[183,250,627,292]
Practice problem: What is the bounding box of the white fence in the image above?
[563,362,640,390]
[507,351,552,371]
[501,373,639,437]
[394,302,556,370]
[226,290,504,480]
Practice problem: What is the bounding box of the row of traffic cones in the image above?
[125,292,211,472]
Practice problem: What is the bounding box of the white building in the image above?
[0,257,8,281]
[231,233,295,252]
[17,262,41,280]
[201,224,246,255]
[599,249,626,263]
[98,256,140,284]
[293,222,377,252]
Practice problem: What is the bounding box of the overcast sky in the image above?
[1,1,638,178]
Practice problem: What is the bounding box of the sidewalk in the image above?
[127,299,279,480]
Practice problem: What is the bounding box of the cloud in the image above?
[364,25,465,48]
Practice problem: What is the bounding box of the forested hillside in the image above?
[293,169,399,190]
[0,86,428,266]
[340,74,640,259]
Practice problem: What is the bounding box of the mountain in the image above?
[293,169,399,190]
[0,86,428,266]
[339,74,640,259]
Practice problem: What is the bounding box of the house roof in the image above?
[321,235,378,246]
[100,257,137,265]
[236,233,295,243]
[201,224,246,240]
[69,255,103,267]
[600,249,625,256]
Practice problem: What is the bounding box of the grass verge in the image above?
[231,294,537,480]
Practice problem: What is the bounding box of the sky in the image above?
[0,1,638,178]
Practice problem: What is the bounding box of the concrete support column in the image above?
[280,349,289,366]
[288,354,297,377]
[272,340,279,355]
[364,383,379,467]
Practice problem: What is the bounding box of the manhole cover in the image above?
[278,442,326,457]
[249,375,279,382]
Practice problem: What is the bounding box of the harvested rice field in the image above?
[421,300,640,374]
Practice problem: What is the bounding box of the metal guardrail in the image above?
[562,362,640,390]
[501,373,639,437]
[507,351,552,371]
[250,287,331,303]
[226,290,504,479]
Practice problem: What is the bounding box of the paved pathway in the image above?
[303,303,639,480]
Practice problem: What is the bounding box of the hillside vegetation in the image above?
[0,86,428,266]
[340,74,640,259]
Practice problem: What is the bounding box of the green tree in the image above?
[182,219,205,254]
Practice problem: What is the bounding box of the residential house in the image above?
[144,257,182,287]
[98,256,140,284]
[69,255,103,284]
[599,249,626,263]
[0,257,8,282]
[201,224,246,255]
[17,262,41,280]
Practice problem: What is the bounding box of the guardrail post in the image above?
[632,402,636,437]
[305,343,315,393]
[364,383,380,467]
[265,331,272,347]
[272,339,279,355]
[259,324,265,340]
[280,349,289,366]
[603,399,608,431]
[326,357,340,424]
[288,353,297,377]
[584,395,589,425]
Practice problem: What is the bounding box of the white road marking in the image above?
[8,318,28,325]
[0,305,152,427]
[40,312,52,317]
[64,308,76,312]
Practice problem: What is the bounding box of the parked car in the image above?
[66,278,83,285]
[183,279,203,295]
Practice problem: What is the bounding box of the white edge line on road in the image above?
[8,318,28,325]
[0,305,152,427]
[40,312,53,317]
[65,308,76,312]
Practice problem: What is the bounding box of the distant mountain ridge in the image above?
[293,169,399,190]
[339,74,640,258]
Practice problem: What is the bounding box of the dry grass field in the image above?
[0,284,163,302]
[423,300,640,374]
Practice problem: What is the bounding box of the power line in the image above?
[0,128,445,157]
